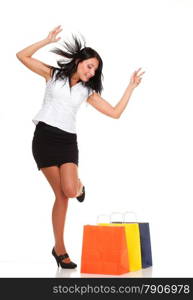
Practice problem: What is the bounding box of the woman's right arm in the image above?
[16,25,62,81]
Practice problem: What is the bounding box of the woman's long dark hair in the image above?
[47,34,103,94]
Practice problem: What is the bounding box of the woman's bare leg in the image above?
[76,178,84,197]
[59,162,84,199]
[41,165,71,263]
[52,195,69,255]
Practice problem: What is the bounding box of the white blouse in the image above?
[32,71,94,133]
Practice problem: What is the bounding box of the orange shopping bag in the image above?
[80,225,129,275]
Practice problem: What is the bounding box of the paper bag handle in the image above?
[123,211,138,223]
[110,211,124,223]
[96,214,111,224]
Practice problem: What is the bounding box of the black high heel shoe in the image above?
[52,248,77,269]
[76,186,85,202]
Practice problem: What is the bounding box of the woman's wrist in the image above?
[42,38,52,45]
[127,82,136,91]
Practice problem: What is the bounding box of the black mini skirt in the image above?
[32,122,79,170]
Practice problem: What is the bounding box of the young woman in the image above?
[16,25,145,269]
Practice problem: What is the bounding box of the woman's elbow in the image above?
[16,52,26,60]
[113,110,121,119]
[16,52,22,60]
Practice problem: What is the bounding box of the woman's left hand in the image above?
[129,68,145,88]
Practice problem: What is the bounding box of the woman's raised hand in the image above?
[46,25,63,43]
[129,68,145,88]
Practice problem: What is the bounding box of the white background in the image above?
[0,0,193,277]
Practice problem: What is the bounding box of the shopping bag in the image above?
[80,225,129,275]
[98,212,142,272]
[138,222,153,268]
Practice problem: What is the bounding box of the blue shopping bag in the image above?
[138,222,153,268]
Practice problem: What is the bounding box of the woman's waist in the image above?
[36,121,77,139]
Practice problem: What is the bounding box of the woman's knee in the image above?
[59,162,79,198]
[55,190,68,200]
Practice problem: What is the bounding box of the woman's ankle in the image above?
[53,245,71,263]
[76,179,83,197]
[54,245,66,255]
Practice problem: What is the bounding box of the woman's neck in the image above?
[69,73,81,87]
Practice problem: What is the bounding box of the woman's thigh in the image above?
[59,162,79,198]
[41,165,65,199]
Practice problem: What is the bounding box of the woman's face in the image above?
[77,58,99,82]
